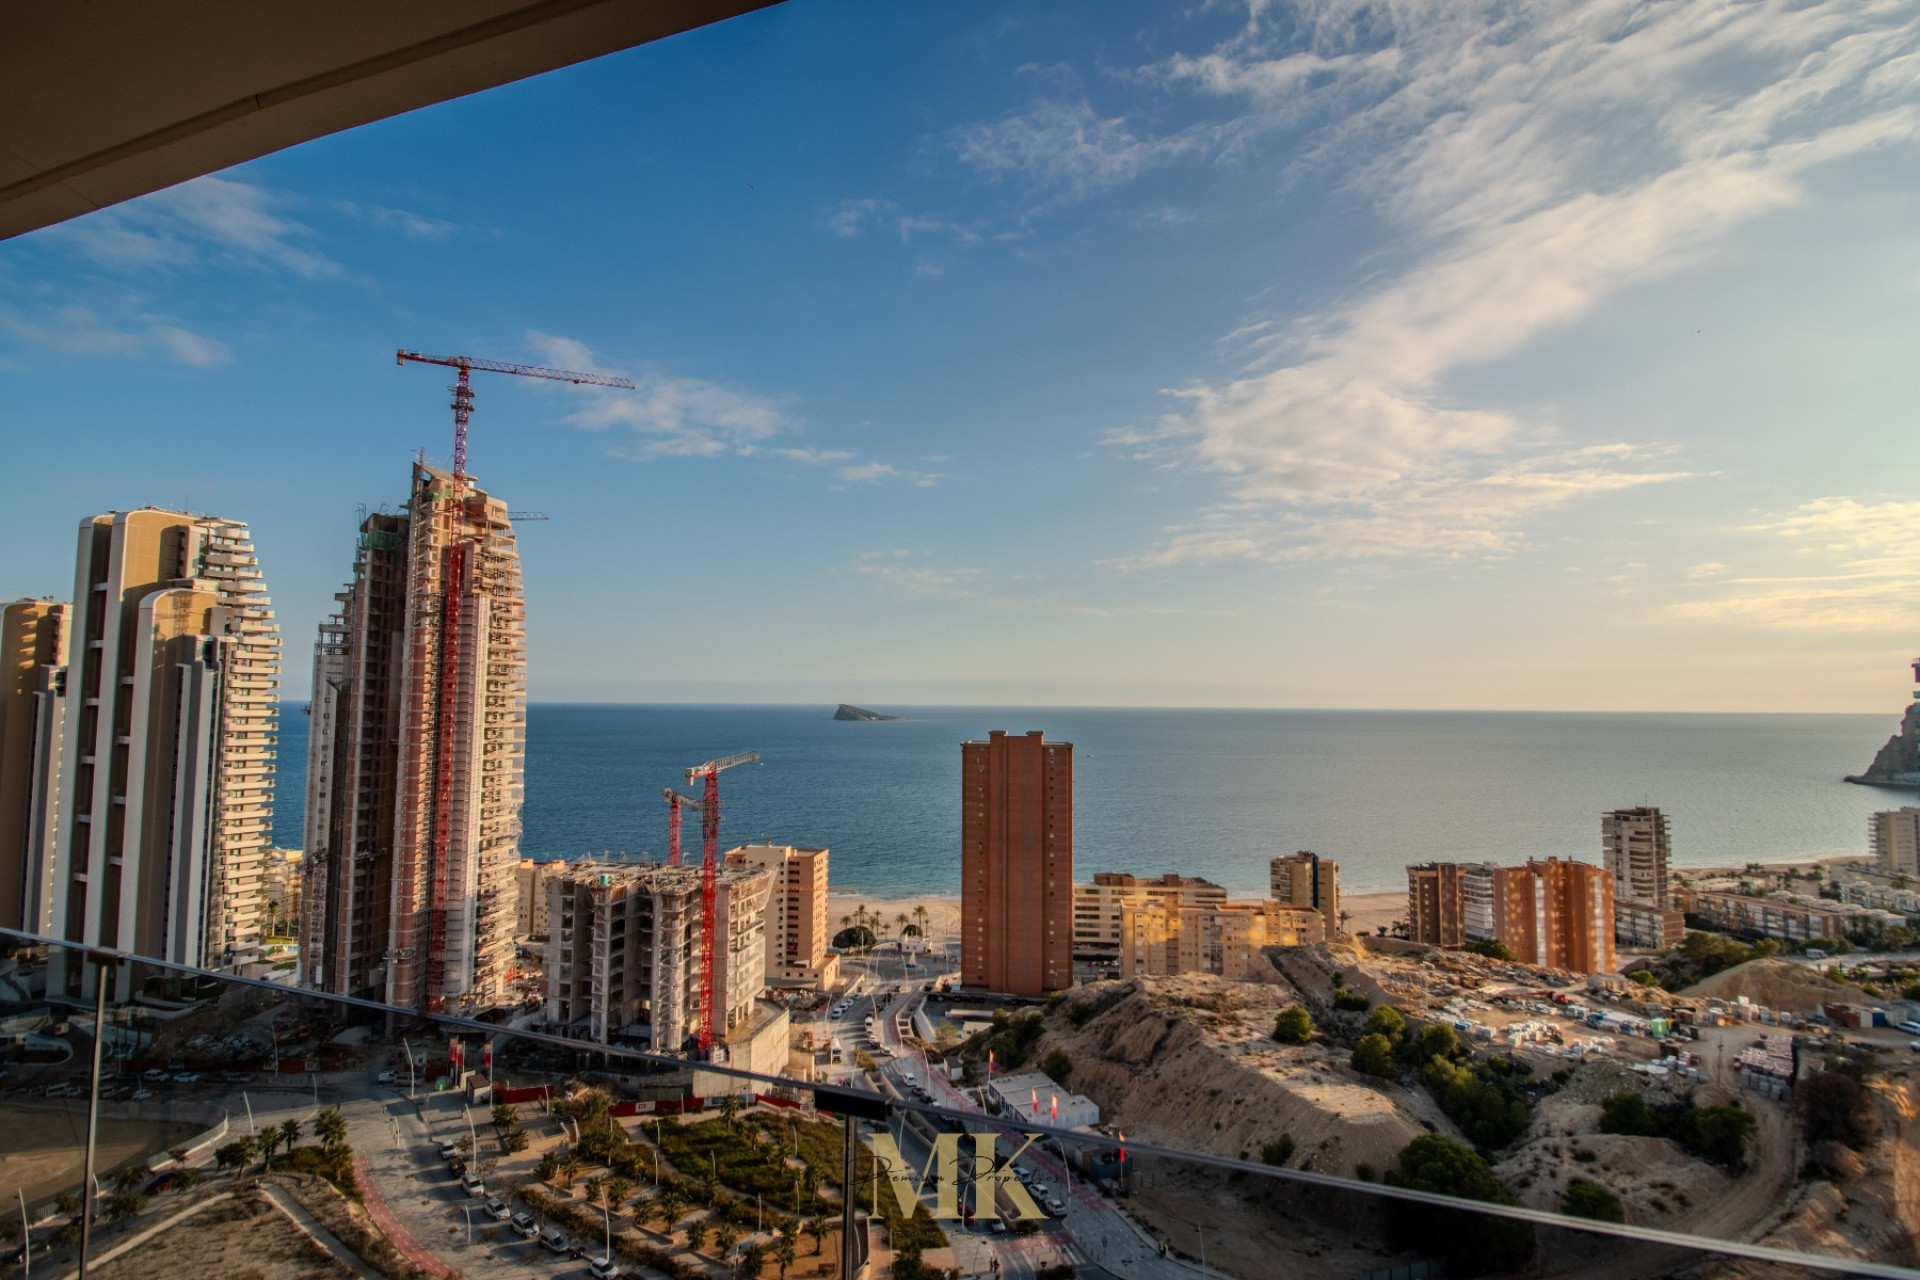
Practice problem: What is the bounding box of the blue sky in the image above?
[4,0,1919,711]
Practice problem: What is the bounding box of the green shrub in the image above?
[1364,1006,1406,1042]
[1422,1056,1533,1150]
[1561,1178,1624,1223]
[1272,1006,1315,1045]
[1461,940,1514,962]
[1259,1135,1296,1167]
[1384,1136,1533,1276]
[1352,1034,1396,1078]
[1039,1048,1072,1084]
[1333,989,1371,1013]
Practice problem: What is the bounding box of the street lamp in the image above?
[401,1037,417,1099]
[461,1202,473,1246]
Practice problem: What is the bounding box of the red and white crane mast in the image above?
[684,751,759,1054]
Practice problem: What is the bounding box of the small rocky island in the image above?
[833,704,899,722]
[1846,657,1920,788]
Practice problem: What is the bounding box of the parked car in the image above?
[1896,1020,1920,1036]
[511,1212,539,1239]
[142,1069,169,1083]
[460,1173,485,1197]
[539,1226,570,1254]
[438,1141,460,1160]
[130,1087,153,1101]
[173,1071,202,1085]
[376,1069,396,1084]
[484,1197,510,1221]
[1045,1198,1068,1217]
[589,1257,622,1279]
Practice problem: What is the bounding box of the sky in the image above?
[3,0,1919,712]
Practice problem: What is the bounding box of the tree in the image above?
[536,1151,560,1183]
[914,904,929,939]
[831,926,874,951]
[504,1127,530,1154]
[1260,1135,1296,1167]
[261,1129,283,1165]
[1039,1048,1072,1084]
[1351,1033,1395,1078]
[686,1217,710,1252]
[279,1117,302,1156]
[1404,1022,1459,1067]
[1561,1178,1625,1223]
[559,1153,584,1188]
[1461,939,1514,961]
[775,1234,797,1278]
[112,1163,150,1193]
[1598,1092,1661,1137]
[314,1107,349,1154]
[806,1212,829,1254]
[105,1192,147,1223]
[491,1103,519,1130]
[604,1176,634,1213]
[657,1188,685,1232]
[1273,1006,1315,1045]
[738,1242,766,1278]
[1801,1069,1871,1148]
[1364,1006,1406,1042]
[215,1141,246,1172]
[715,1221,739,1255]
[54,1191,82,1218]
[720,1092,743,1129]
[238,1135,262,1170]
[1384,1135,1533,1276]
[1677,1104,1757,1171]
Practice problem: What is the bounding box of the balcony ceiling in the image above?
[0,0,781,241]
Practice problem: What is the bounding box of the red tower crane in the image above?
[662,788,706,866]
[395,348,634,1013]
[685,750,759,1054]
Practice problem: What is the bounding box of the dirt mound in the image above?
[1044,974,1444,1179]
[1680,958,1859,1012]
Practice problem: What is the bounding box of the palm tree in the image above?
[714,1220,739,1256]
[913,904,929,940]
[260,1129,282,1165]
[503,1127,530,1154]
[265,898,279,936]
[685,1217,710,1253]
[558,1153,584,1189]
[583,1176,603,1207]
[314,1108,349,1154]
[738,1242,765,1278]
[805,1212,828,1255]
[774,1235,796,1279]
[111,1164,149,1193]
[279,1117,302,1155]
[238,1134,262,1171]
[720,1092,743,1129]
[536,1151,560,1183]
[656,1189,685,1233]
[491,1103,519,1130]
[603,1175,633,1214]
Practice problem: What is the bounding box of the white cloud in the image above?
[825,198,983,244]
[950,98,1205,195]
[0,304,232,367]
[851,551,1198,617]
[1675,499,1920,631]
[1105,0,1920,567]
[52,175,341,278]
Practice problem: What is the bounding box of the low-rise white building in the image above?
[986,1070,1099,1129]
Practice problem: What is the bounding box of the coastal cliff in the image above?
[833,704,899,721]
[1847,697,1920,788]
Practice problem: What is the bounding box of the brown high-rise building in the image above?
[304,462,526,1013]
[1412,857,1614,974]
[1407,862,1467,946]
[0,600,67,933]
[961,730,1072,997]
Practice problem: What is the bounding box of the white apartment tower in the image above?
[49,510,280,997]
[1,599,68,935]
[304,462,526,1013]
[1602,806,1671,908]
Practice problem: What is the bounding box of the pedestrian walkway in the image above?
[259,1182,386,1280]
[354,1152,448,1277]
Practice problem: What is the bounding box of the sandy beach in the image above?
[827,892,960,944]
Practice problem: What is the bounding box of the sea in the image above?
[268,704,1904,898]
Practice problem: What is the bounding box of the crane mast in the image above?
[662,788,706,866]
[684,750,759,1054]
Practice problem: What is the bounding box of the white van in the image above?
[540,1226,570,1254]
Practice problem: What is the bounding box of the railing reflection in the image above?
[0,927,1909,1280]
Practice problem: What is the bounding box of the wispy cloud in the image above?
[533,332,939,484]
[1096,0,1920,567]
[49,175,341,278]
[851,550,1201,618]
[950,97,1206,197]
[1674,499,1920,631]
[825,198,985,244]
[0,303,232,367]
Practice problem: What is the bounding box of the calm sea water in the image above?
[269,704,1900,896]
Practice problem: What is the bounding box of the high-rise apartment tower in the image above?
[304,462,526,1013]
[1270,851,1341,937]
[1870,808,1920,878]
[961,730,1073,998]
[49,510,280,996]
[1602,806,1671,908]
[0,599,68,933]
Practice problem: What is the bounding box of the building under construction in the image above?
[303,461,526,1013]
[544,860,771,1055]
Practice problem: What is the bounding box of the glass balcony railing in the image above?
[0,924,1909,1280]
